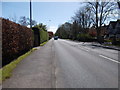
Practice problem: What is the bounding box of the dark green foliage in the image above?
[55,22,93,42]
[55,22,72,39]
[2,18,34,66]
[77,33,93,42]
[32,23,48,46]
[32,27,40,47]
[40,30,49,43]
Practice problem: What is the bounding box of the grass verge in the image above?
[40,41,48,46]
[0,48,37,84]
[104,44,120,47]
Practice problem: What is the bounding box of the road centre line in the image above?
[99,54,120,64]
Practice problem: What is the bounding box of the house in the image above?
[88,25,108,37]
[88,26,97,37]
[107,19,120,39]
[48,31,54,39]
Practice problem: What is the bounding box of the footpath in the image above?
[68,39,120,51]
[92,42,120,51]
[2,39,56,88]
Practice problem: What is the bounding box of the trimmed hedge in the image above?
[2,18,34,66]
[40,30,49,44]
[77,33,94,42]
[32,26,49,47]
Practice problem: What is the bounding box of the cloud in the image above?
[48,26,58,34]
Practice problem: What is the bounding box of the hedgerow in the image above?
[2,18,34,66]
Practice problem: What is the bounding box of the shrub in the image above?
[77,33,94,42]
[32,25,49,47]
[40,30,49,43]
[2,18,34,66]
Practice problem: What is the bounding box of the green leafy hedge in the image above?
[2,18,34,66]
[40,30,49,43]
[77,33,94,42]
[32,24,49,46]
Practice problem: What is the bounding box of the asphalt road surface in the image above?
[2,39,119,88]
[54,39,118,88]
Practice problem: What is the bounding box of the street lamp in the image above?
[30,0,32,28]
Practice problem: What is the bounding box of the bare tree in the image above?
[19,16,29,26]
[19,16,37,27]
[88,1,118,42]
[7,15,17,23]
[72,5,93,30]
[117,0,120,8]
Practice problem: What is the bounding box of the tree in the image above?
[34,23,47,31]
[72,5,93,30]
[88,1,117,43]
[19,16,29,26]
[19,16,37,27]
[55,22,72,39]
[7,15,17,23]
[71,5,93,40]
[71,20,79,40]
[117,0,120,8]
[31,20,37,26]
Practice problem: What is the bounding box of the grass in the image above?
[104,44,120,47]
[40,41,48,46]
[0,48,37,84]
[104,44,113,46]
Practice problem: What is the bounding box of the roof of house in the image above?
[48,31,54,36]
[109,21,117,29]
[117,19,120,22]
[109,19,120,28]
[108,19,120,34]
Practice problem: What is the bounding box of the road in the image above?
[54,39,118,88]
[2,39,119,88]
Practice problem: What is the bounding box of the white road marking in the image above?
[99,55,120,64]
[79,46,89,52]
[84,49,89,52]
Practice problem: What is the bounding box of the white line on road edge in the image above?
[99,55,120,64]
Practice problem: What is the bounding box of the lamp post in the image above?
[30,0,32,28]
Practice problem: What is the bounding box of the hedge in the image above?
[32,26,49,47]
[77,33,94,42]
[40,30,49,44]
[2,18,34,66]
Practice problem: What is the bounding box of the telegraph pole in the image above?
[30,0,32,28]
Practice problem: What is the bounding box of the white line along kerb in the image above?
[99,55,120,64]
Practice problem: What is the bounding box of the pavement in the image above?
[92,42,120,51]
[2,39,56,88]
[2,39,119,88]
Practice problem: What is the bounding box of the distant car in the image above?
[54,36,58,40]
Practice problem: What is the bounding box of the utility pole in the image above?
[30,0,32,28]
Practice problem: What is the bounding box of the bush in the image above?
[32,25,49,46]
[2,18,34,66]
[77,33,94,42]
[40,30,49,43]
